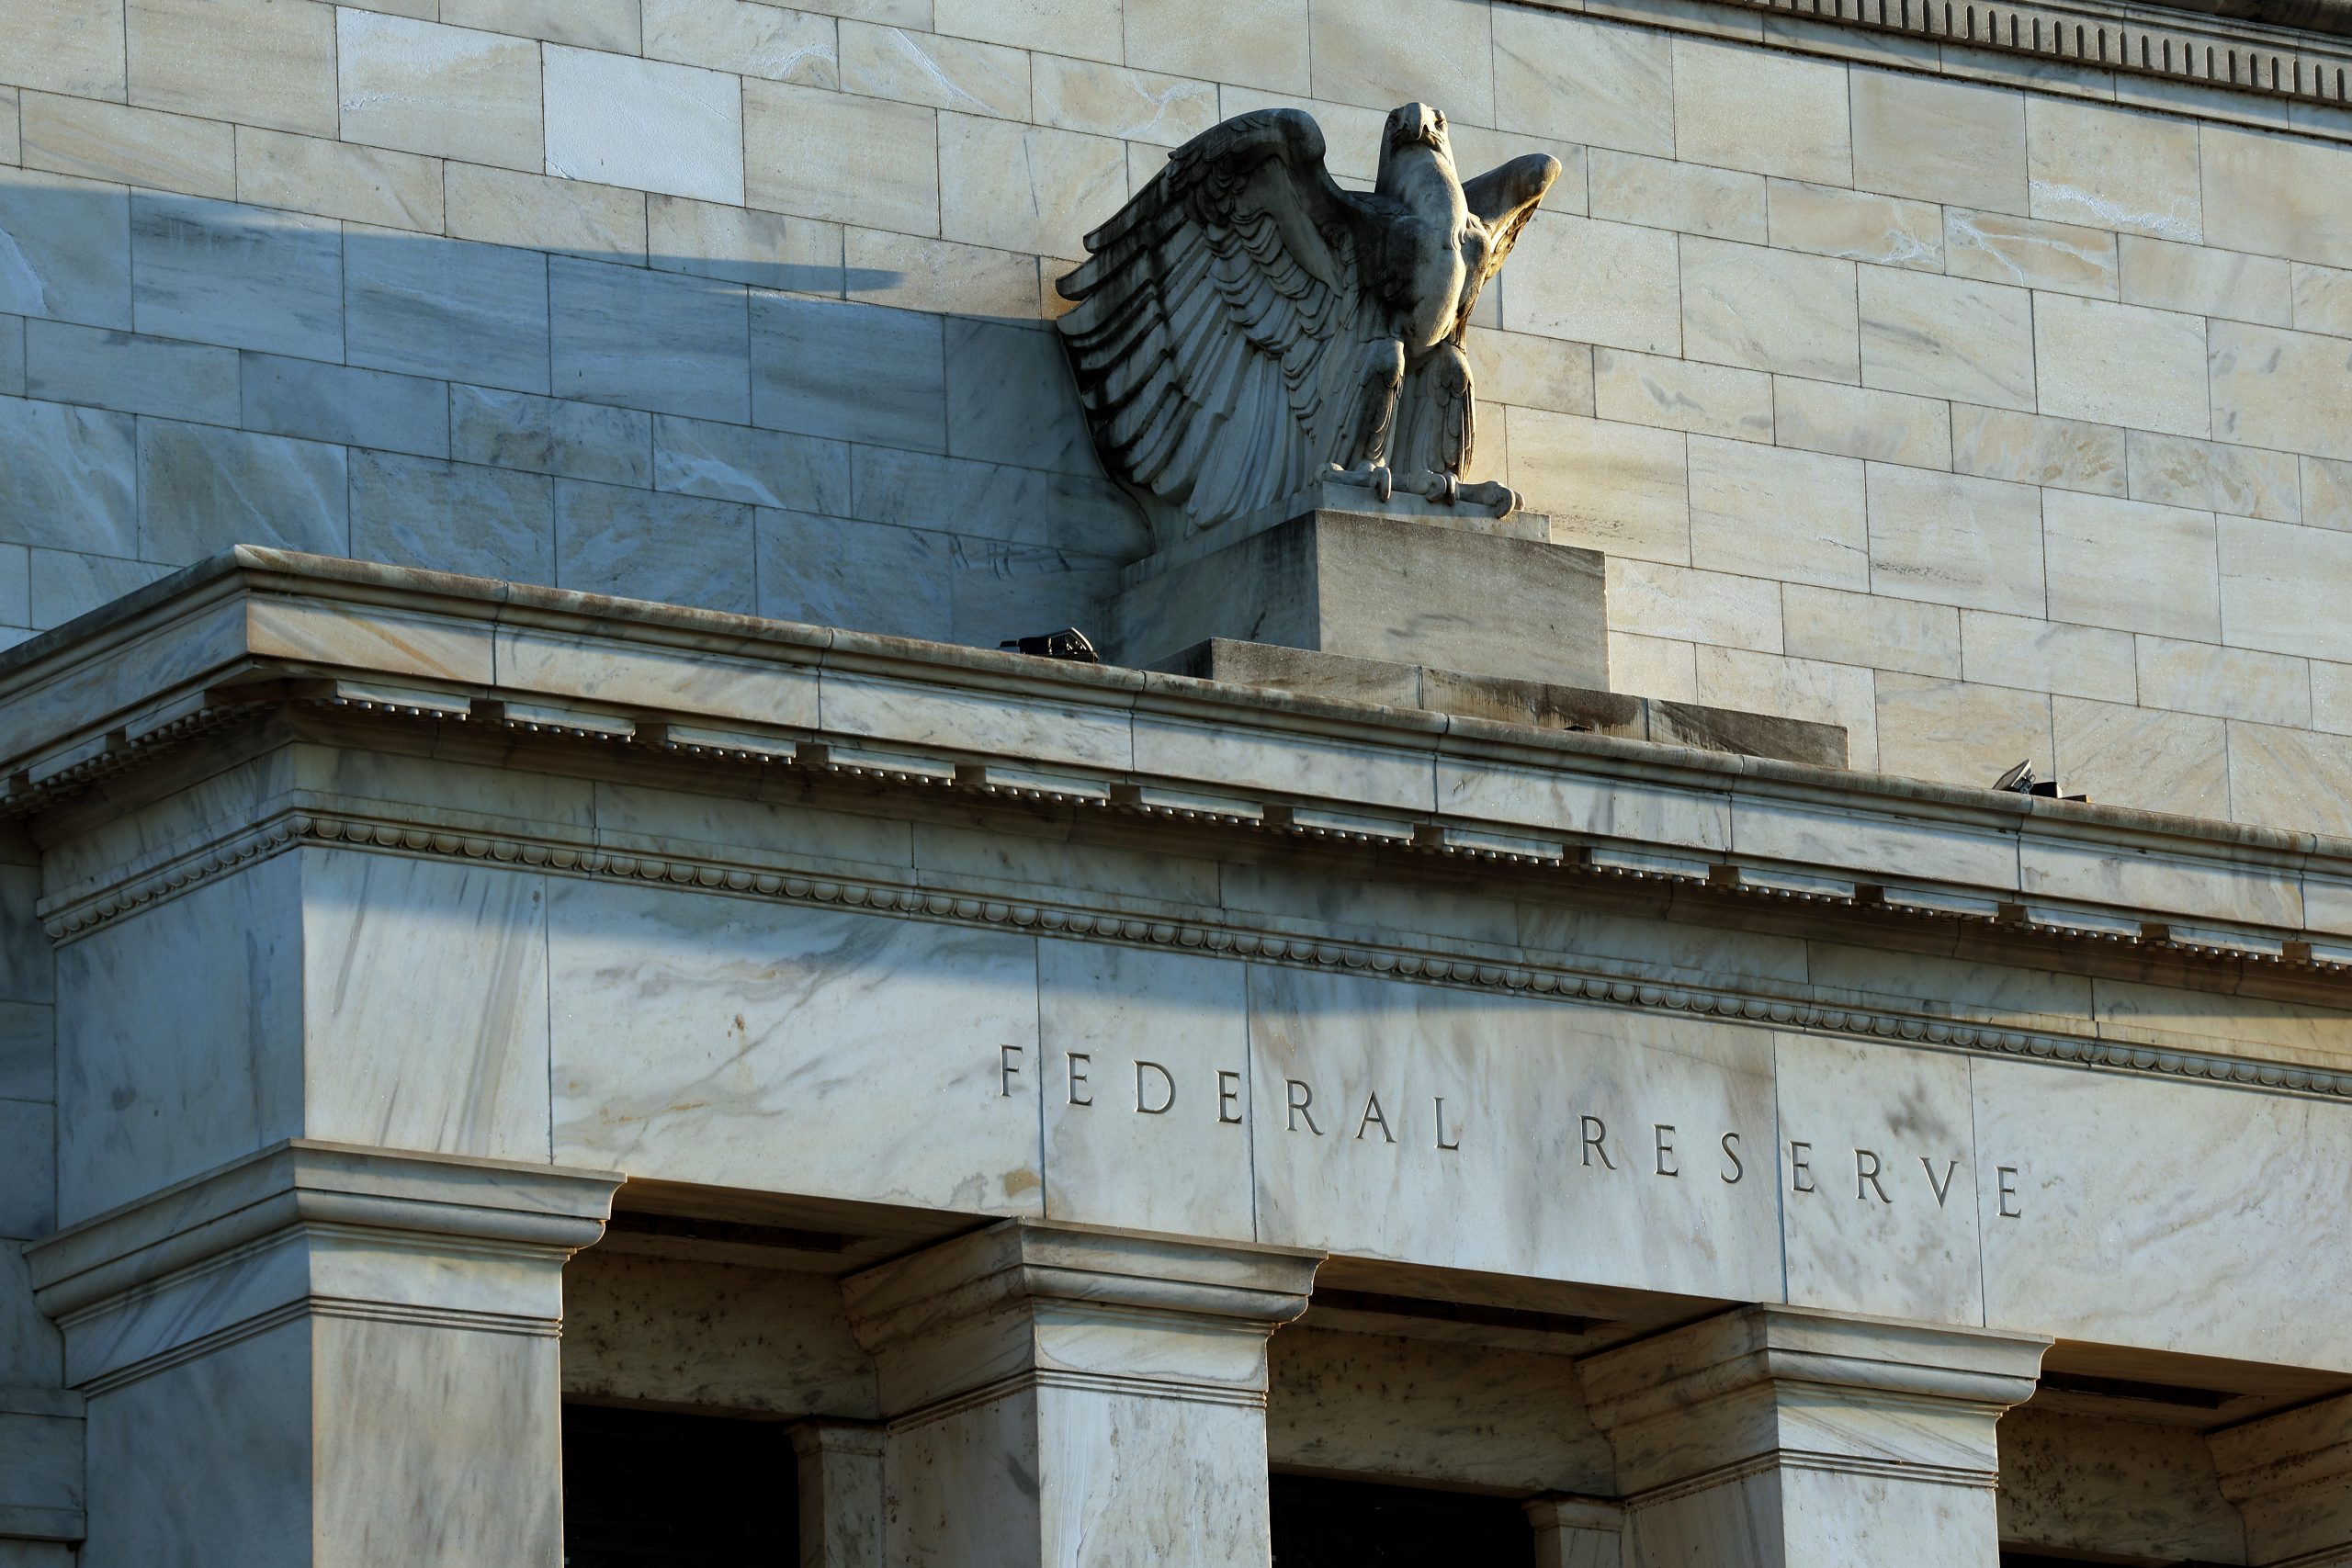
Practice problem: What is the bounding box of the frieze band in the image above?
[41,805,2352,1108]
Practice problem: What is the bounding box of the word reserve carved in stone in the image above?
[1577,1115,2026,1216]
[1057,103,1561,544]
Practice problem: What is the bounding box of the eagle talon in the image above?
[1329,461,1396,502]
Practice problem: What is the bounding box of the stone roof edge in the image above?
[1529,0,2352,137]
[1,546,2345,950]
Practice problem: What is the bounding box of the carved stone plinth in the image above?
[1583,1307,2049,1568]
[1109,507,1608,692]
[841,1220,1320,1568]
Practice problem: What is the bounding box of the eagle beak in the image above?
[1388,103,1447,152]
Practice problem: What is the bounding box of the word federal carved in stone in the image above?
[1057,104,1561,542]
[997,1048,1464,1150]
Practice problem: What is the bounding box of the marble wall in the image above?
[4,2,2352,830]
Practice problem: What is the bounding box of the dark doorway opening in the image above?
[561,1403,798,1565]
[1270,1472,1535,1566]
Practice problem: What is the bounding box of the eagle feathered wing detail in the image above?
[1056,110,1379,533]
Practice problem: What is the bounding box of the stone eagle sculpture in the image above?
[1057,103,1560,541]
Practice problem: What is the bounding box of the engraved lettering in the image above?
[1216,1070,1243,1124]
[1856,1148,1891,1203]
[999,1044,1023,1097]
[1287,1079,1322,1135]
[1357,1092,1396,1144]
[1791,1141,1815,1193]
[1720,1131,1745,1185]
[1135,1060,1175,1115]
[1654,1124,1679,1178]
[1998,1165,2022,1218]
[1580,1115,1616,1170]
[1067,1052,1092,1107]
[1434,1096,1461,1151]
[1922,1156,1961,1208]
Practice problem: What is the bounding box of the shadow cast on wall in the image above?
[0,175,1149,651]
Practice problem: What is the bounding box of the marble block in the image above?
[1110,508,1608,692]
[842,1220,1319,1568]
[547,881,1047,1216]
[1246,968,1783,1304]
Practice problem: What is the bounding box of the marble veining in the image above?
[548,879,1046,1214]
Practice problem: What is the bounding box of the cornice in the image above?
[46,801,2352,1102]
[1521,0,2352,139]
[10,547,2352,988]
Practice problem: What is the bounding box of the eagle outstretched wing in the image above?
[1057,109,1380,534]
[1450,152,1563,342]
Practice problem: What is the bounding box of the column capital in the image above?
[26,1139,621,1390]
[840,1219,1320,1418]
[1582,1305,2049,1498]
[2209,1389,2352,1567]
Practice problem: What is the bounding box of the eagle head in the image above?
[1384,102,1451,160]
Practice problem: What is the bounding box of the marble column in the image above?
[2210,1388,2352,1567]
[793,1419,885,1568]
[840,1219,1320,1568]
[24,1139,618,1568]
[1525,1495,1626,1566]
[1581,1307,2048,1568]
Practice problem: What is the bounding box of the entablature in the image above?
[5,548,2349,1101]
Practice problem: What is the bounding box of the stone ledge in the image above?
[1165,639,1847,770]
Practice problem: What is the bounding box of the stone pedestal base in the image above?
[842,1221,1319,1568]
[1584,1307,2048,1568]
[1109,508,1607,691]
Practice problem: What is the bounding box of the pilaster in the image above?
[2211,1389,2352,1567]
[25,1140,620,1568]
[1526,1495,1627,1567]
[792,1419,884,1568]
[1582,1307,2048,1568]
[841,1219,1320,1567]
